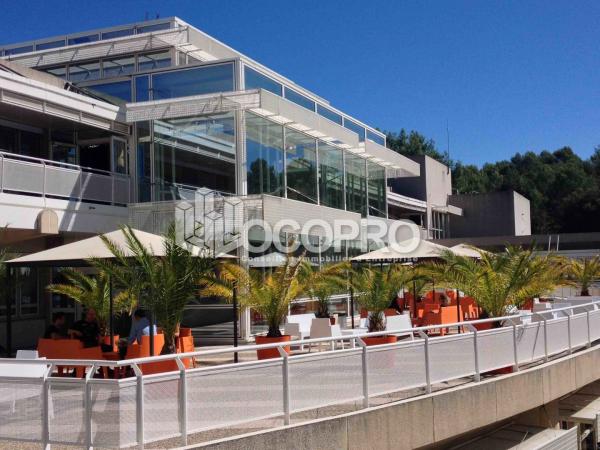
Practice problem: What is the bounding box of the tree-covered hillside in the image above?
[386,130,600,234]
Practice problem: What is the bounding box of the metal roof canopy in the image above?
[559,380,600,442]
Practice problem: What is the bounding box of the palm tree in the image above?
[423,247,565,318]
[47,269,130,335]
[353,264,423,332]
[299,261,350,318]
[568,256,600,296]
[95,225,217,354]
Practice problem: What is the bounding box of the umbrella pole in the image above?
[412,280,417,320]
[109,275,114,349]
[149,309,155,356]
[5,266,12,357]
[233,287,239,363]
[456,288,461,334]
[350,271,355,329]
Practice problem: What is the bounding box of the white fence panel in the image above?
[48,380,85,445]
[81,171,112,202]
[144,374,181,443]
[186,361,284,433]
[516,322,546,364]
[570,314,589,349]
[44,165,81,198]
[429,334,476,384]
[0,379,43,442]
[478,328,515,372]
[90,381,137,449]
[546,318,570,355]
[590,310,600,341]
[367,340,427,396]
[2,159,44,193]
[289,349,363,412]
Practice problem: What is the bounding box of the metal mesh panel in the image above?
[429,334,476,384]
[48,380,85,444]
[478,328,515,372]
[590,310,600,341]
[144,375,181,443]
[570,314,589,349]
[44,166,80,197]
[187,361,284,433]
[289,350,363,412]
[546,318,569,355]
[0,380,42,441]
[367,341,426,395]
[2,159,44,193]
[113,176,130,204]
[90,382,137,449]
[81,172,112,202]
[516,322,546,364]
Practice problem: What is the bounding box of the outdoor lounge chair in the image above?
[309,318,343,351]
[283,313,315,350]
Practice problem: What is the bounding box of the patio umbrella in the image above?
[5,228,234,356]
[450,243,485,259]
[351,239,452,263]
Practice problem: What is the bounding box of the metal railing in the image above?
[1,300,599,449]
[0,151,130,205]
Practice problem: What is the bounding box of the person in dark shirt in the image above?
[69,308,100,348]
[43,312,66,339]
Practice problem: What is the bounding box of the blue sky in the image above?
[2,0,598,166]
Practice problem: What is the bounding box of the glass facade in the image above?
[87,80,132,104]
[137,51,171,72]
[343,118,366,142]
[285,129,318,203]
[345,153,367,216]
[367,160,386,217]
[136,121,152,202]
[318,143,344,209]
[245,112,285,196]
[69,61,100,82]
[103,56,135,78]
[367,130,385,146]
[317,104,343,125]
[284,88,316,111]
[244,66,282,95]
[151,63,235,100]
[135,76,150,102]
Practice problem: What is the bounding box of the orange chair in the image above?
[422,306,463,336]
[384,308,399,317]
[179,327,192,337]
[38,339,107,378]
[101,335,119,352]
[177,335,195,368]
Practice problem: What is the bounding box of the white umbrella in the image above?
[351,239,452,262]
[450,244,486,259]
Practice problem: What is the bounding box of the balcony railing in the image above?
[0,151,130,205]
[0,301,599,448]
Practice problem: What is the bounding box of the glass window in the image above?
[103,56,135,77]
[343,118,366,142]
[285,129,317,203]
[138,51,171,71]
[68,34,99,45]
[367,160,386,217]
[367,130,385,146]
[51,128,77,164]
[113,139,127,174]
[136,121,152,202]
[20,129,43,158]
[317,104,343,125]
[80,141,111,172]
[244,66,282,96]
[318,142,344,209]
[87,81,132,104]
[245,112,284,197]
[0,125,18,153]
[44,66,67,79]
[135,76,150,102]
[102,28,134,40]
[284,88,316,111]
[36,40,65,51]
[137,22,171,34]
[345,153,367,216]
[69,61,100,82]
[17,267,39,316]
[151,64,235,100]
[5,45,33,55]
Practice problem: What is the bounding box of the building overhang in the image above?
[387,191,428,213]
[432,204,463,216]
[0,70,128,133]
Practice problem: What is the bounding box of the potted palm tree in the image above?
[300,261,349,323]
[568,256,600,296]
[353,264,420,345]
[47,269,130,344]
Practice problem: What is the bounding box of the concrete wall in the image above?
[448,190,531,238]
[191,344,600,450]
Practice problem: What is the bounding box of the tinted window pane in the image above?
[152,64,234,100]
[69,61,100,82]
[136,121,152,202]
[137,22,171,34]
[102,28,134,40]
[317,104,343,125]
[138,51,171,71]
[368,160,386,217]
[367,130,385,146]
[0,125,18,153]
[319,142,344,209]
[87,81,132,104]
[135,76,150,102]
[284,88,315,111]
[245,112,284,196]
[285,129,317,203]
[45,66,67,79]
[36,40,65,51]
[244,66,282,96]
[345,153,367,216]
[68,34,99,45]
[5,45,33,55]
[103,56,135,77]
[343,118,366,142]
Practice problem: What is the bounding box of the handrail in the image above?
[2,299,598,369]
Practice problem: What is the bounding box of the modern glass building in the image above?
[0,17,472,343]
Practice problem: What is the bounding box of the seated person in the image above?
[128,309,157,345]
[68,308,100,348]
[43,312,67,339]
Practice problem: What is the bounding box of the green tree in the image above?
[299,261,350,318]
[568,256,600,296]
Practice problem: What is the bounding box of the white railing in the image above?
[1,301,599,449]
[0,151,130,205]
